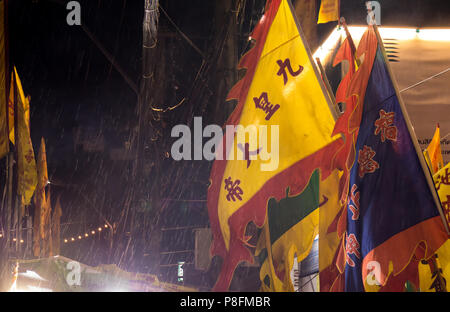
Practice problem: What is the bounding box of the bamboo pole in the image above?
[339,17,359,66]
[316,57,340,115]
[373,24,450,235]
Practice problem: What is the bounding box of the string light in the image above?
[63,224,111,244]
[0,234,24,243]
[0,223,111,244]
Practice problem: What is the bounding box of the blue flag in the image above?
[344,29,448,291]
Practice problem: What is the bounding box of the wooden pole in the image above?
[339,17,359,65]
[373,24,450,235]
[316,57,340,115]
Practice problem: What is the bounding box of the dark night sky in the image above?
[6,0,450,270]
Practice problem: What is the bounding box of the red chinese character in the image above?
[345,233,361,267]
[435,168,450,191]
[25,150,34,163]
[349,184,360,220]
[442,195,450,225]
[253,92,280,121]
[358,145,379,178]
[276,59,303,85]
[224,177,243,202]
[374,109,397,142]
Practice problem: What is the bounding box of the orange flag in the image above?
[319,32,358,292]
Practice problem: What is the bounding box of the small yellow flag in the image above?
[318,0,340,24]
[424,124,444,175]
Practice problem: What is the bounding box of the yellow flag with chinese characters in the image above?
[417,164,450,291]
[208,0,343,291]
[318,0,340,24]
[15,67,37,206]
[0,1,8,159]
[433,162,450,235]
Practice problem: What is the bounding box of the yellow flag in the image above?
[8,72,14,144]
[433,162,450,235]
[424,124,444,174]
[417,164,450,291]
[208,0,343,291]
[318,0,340,24]
[37,138,48,239]
[34,137,51,257]
[418,240,450,292]
[15,67,37,206]
[0,0,8,159]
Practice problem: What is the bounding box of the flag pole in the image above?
[315,57,340,115]
[339,18,356,56]
[373,24,450,235]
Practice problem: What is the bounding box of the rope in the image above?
[159,5,206,59]
[400,67,450,93]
